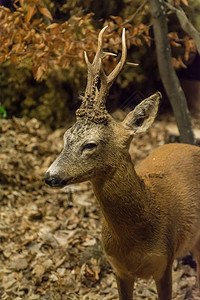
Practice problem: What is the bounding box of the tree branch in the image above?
[165,1,200,55]
[149,0,195,144]
[109,0,148,33]
[121,0,148,27]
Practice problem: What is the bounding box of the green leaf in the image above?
[0,106,7,118]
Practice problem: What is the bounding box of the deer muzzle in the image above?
[44,171,70,188]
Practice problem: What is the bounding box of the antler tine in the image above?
[94,25,108,60]
[84,26,109,67]
[107,28,127,83]
[84,51,90,66]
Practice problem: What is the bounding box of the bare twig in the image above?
[165,1,200,55]
[121,0,148,27]
[109,0,148,33]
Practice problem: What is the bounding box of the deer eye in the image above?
[82,141,97,152]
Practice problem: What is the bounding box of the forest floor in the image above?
[1,112,200,300]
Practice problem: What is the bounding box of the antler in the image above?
[76,26,127,124]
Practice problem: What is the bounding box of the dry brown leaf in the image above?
[19,0,24,7]
[90,258,101,280]
[25,4,37,23]
[35,66,44,81]
[173,0,181,6]
[10,258,28,271]
[85,264,94,276]
[47,23,59,30]
[168,32,179,40]
[32,19,41,26]
[177,56,187,68]
[39,7,53,21]
[2,278,17,290]
[170,41,181,47]
[181,0,188,5]
[33,264,46,277]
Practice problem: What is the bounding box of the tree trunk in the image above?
[149,0,195,145]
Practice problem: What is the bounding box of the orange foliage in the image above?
[0,0,197,79]
[0,1,151,80]
[168,31,196,69]
[173,0,188,7]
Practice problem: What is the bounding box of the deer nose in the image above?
[44,172,62,187]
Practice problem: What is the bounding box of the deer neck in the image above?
[91,154,153,242]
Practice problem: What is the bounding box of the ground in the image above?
[0,113,200,300]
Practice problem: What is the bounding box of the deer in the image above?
[45,26,200,300]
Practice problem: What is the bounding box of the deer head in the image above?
[45,27,161,188]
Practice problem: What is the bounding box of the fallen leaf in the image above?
[25,4,37,23]
[39,7,53,20]
[33,264,46,277]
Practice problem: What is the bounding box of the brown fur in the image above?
[92,143,200,282]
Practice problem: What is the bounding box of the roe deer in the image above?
[45,26,200,300]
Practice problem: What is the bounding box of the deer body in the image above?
[45,27,200,299]
[93,142,200,276]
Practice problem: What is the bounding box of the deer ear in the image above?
[122,92,161,135]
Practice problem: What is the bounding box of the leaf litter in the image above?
[0,113,200,300]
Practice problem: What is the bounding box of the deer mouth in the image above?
[44,172,72,188]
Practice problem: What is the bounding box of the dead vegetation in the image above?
[0,114,200,299]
